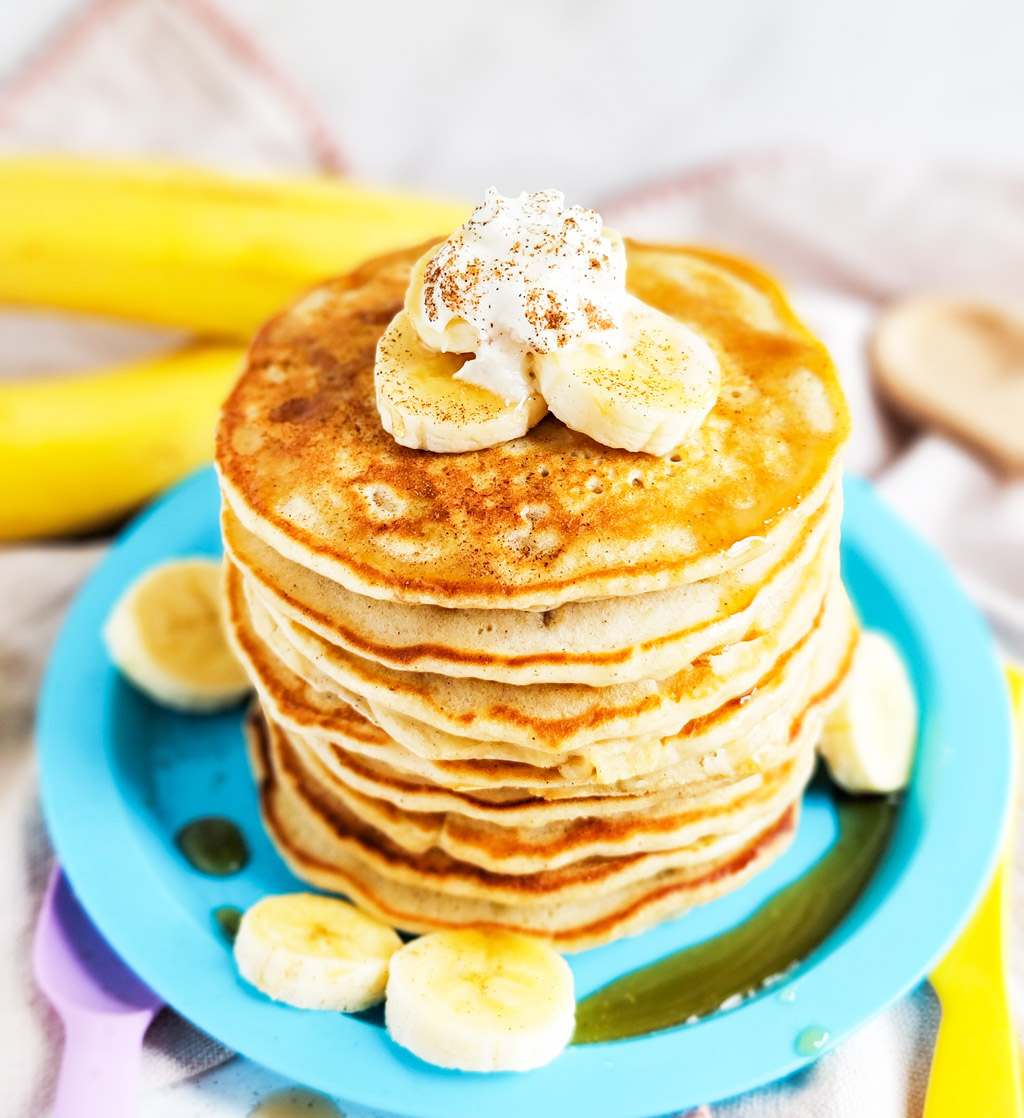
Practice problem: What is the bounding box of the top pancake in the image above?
[216,241,849,609]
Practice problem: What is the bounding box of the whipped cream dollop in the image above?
[380,187,721,458]
[410,188,626,403]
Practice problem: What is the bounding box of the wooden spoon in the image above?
[871,298,1024,474]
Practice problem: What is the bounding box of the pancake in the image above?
[285,631,848,825]
[234,549,841,753]
[270,715,818,873]
[248,711,802,951]
[217,233,854,952]
[216,242,849,610]
[256,713,788,902]
[222,485,840,686]
[226,554,857,789]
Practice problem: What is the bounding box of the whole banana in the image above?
[0,157,470,337]
[0,344,243,540]
[0,158,470,540]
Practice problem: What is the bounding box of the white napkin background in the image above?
[604,158,1024,660]
[0,1,339,1114]
[0,2,1020,1116]
[605,164,1024,1116]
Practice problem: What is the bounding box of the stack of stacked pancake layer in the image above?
[216,241,855,952]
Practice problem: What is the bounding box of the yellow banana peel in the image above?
[0,156,471,540]
[0,157,470,337]
[0,344,243,541]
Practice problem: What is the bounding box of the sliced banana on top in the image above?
[818,630,918,794]
[234,893,403,1012]
[532,295,721,456]
[385,929,576,1072]
[385,245,720,456]
[104,557,251,712]
[375,311,547,453]
[404,247,479,357]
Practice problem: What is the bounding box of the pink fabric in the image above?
[0,0,344,172]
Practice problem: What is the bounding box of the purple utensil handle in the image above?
[34,868,161,1118]
[53,1009,150,1118]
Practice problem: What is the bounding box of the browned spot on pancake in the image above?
[270,396,318,423]
[354,302,403,326]
[307,343,372,387]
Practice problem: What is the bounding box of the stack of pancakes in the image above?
[216,241,855,952]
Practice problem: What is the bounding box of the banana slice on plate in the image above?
[375,311,547,453]
[104,558,251,712]
[818,630,918,794]
[532,295,721,456]
[385,929,575,1072]
[234,893,402,1012]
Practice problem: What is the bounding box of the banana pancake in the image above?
[248,711,802,951]
[226,553,857,792]
[283,638,849,823]
[217,213,855,953]
[267,713,818,873]
[234,552,842,753]
[221,485,840,687]
[216,242,849,610]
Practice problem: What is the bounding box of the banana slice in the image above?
[104,558,251,712]
[532,295,721,455]
[818,630,918,793]
[375,311,547,452]
[404,248,479,357]
[385,929,575,1072]
[234,893,402,1012]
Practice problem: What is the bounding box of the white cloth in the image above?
[0,1,339,1114]
[0,2,1021,1115]
[605,158,1024,659]
[602,158,1024,1117]
[0,542,239,1117]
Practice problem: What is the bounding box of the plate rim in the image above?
[36,467,1013,1117]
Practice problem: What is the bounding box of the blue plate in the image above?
[37,468,1012,1118]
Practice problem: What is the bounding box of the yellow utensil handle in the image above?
[925,667,1024,1118]
[925,860,1023,1118]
